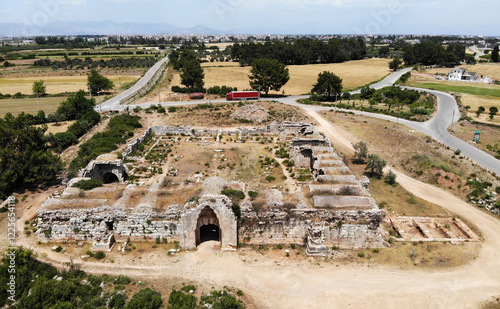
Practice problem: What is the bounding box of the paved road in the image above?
[469,45,485,60]
[106,66,500,175]
[98,55,169,111]
[350,67,412,94]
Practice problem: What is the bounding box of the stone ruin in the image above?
[36,121,387,256]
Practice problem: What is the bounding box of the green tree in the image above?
[389,57,402,71]
[385,170,397,186]
[360,86,375,99]
[311,71,343,101]
[87,69,114,95]
[365,154,386,178]
[180,59,205,90]
[32,80,46,97]
[0,113,63,199]
[489,106,498,119]
[379,46,390,57]
[213,295,245,309]
[476,106,485,117]
[127,288,162,309]
[168,289,197,309]
[353,141,368,164]
[109,294,127,309]
[32,80,47,111]
[492,45,499,63]
[56,90,96,120]
[249,58,290,96]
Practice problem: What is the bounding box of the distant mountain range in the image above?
[0,20,228,37]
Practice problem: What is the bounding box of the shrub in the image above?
[128,288,163,309]
[168,289,196,308]
[385,170,397,186]
[248,191,258,199]
[180,285,196,293]
[52,131,78,151]
[114,275,131,285]
[109,293,126,308]
[94,251,105,259]
[73,179,103,190]
[221,189,245,200]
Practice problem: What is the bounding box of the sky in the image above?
[0,0,499,36]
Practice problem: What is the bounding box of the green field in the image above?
[408,82,500,98]
[0,97,64,116]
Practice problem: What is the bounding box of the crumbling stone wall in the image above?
[82,160,129,183]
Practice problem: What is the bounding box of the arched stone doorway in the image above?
[179,195,237,250]
[196,206,221,245]
[102,172,119,184]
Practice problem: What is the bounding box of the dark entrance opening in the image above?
[300,149,314,171]
[105,221,114,231]
[199,224,220,243]
[196,206,221,246]
[102,172,119,184]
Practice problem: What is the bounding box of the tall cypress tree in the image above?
[491,45,499,63]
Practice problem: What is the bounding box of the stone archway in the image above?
[196,206,221,245]
[179,195,237,250]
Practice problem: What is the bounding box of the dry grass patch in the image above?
[369,177,450,217]
[458,93,500,125]
[35,121,76,134]
[0,96,63,116]
[0,75,139,94]
[448,120,500,159]
[346,241,481,269]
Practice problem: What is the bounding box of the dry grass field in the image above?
[459,94,500,125]
[424,63,500,80]
[205,42,234,50]
[35,121,76,135]
[171,58,391,95]
[0,75,139,95]
[0,96,63,116]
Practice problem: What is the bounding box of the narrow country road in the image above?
[97,55,169,111]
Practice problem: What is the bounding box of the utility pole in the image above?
[158,88,161,104]
[451,110,456,126]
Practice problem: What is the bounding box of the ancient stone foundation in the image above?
[37,122,386,255]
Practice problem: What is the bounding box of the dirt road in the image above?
[13,110,500,309]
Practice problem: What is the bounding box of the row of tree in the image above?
[403,42,473,67]
[230,37,367,66]
[34,56,157,70]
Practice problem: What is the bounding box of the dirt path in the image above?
[12,109,500,308]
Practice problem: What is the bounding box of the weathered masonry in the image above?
[37,122,386,254]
